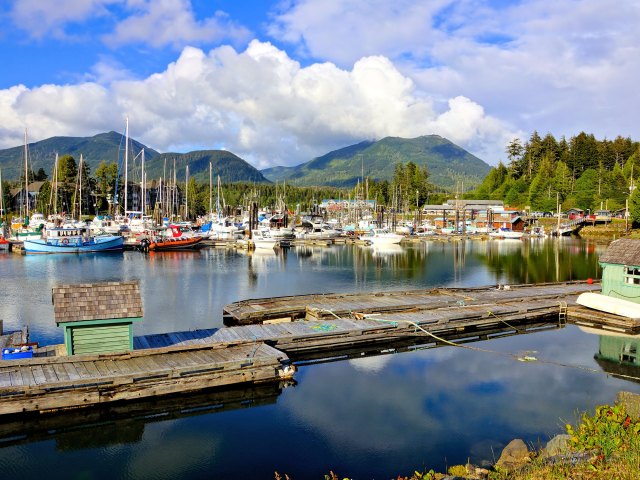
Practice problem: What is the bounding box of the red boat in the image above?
[143,225,204,251]
[0,236,9,251]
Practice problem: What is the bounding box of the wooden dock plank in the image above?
[30,366,48,385]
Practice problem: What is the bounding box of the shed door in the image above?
[71,324,131,355]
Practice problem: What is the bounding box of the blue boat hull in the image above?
[23,236,124,254]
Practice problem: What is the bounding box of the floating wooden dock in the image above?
[3,280,633,419]
[0,341,291,416]
[568,305,640,333]
[223,281,601,326]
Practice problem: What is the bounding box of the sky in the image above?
[0,0,639,170]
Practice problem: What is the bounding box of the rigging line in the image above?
[346,310,640,383]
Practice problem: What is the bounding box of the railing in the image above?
[551,216,586,236]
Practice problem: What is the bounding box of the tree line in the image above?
[472,131,640,213]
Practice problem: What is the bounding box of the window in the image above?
[624,266,640,285]
[621,342,637,363]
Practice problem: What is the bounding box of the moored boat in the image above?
[22,227,124,254]
[359,228,404,245]
[143,225,204,251]
[489,227,524,239]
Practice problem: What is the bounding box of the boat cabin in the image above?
[599,238,640,303]
[52,281,143,355]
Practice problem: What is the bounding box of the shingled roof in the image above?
[52,281,143,324]
[599,238,640,266]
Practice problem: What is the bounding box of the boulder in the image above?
[541,434,572,458]
[617,391,640,419]
[495,439,530,470]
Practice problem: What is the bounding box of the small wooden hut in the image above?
[599,238,640,302]
[52,281,143,355]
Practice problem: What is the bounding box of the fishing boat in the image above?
[359,228,404,245]
[143,225,204,251]
[0,236,8,251]
[22,226,124,254]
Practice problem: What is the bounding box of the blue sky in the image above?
[0,0,638,169]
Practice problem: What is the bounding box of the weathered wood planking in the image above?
[568,305,640,333]
[223,281,601,325]
[0,342,290,416]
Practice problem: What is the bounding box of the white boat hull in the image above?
[576,292,640,319]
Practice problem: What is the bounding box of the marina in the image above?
[1,238,639,478]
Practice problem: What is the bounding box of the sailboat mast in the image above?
[24,129,29,219]
[124,117,129,214]
[0,168,4,223]
[209,161,212,216]
[185,165,189,220]
[79,154,83,220]
[141,149,145,216]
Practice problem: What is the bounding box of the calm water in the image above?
[1,238,639,479]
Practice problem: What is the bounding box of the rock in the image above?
[617,391,640,419]
[475,467,490,478]
[495,439,530,470]
[541,434,572,458]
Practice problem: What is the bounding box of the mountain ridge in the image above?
[261,135,491,189]
[0,132,269,184]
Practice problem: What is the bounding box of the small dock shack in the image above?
[569,238,640,333]
[53,281,143,356]
[599,238,640,298]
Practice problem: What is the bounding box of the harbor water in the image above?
[1,238,639,479]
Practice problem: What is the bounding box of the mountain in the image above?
[150,150,268,184]
[0,131,160,180]
[261,135,492,189]
[0,132,268,184]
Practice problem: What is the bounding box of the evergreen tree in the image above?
[505,138,525,178]
[552,161,572,201]
[571,168,599,210]
[629,184,640,227]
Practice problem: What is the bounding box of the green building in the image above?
[52,281,143,356]
[599,238,640,303]
[594,333,639,382]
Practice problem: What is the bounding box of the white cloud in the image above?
[0,41,511,168]
[269,0,640,163]
[9,0,251,50]
[103,0,251,49]
[268,0,451,66]
[9,0,116,39]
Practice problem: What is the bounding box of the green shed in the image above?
[594,333,640,382]
[52,281,143,356]
[599,238,640,303]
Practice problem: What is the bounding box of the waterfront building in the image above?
[52,281,143,355]
[599,238,640,301]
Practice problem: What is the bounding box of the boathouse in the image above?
[599,238,640,302]
[52,281,143,355]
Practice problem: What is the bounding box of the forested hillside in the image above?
[472,132,640,212]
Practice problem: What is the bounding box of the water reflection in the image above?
[580,326,640,384]
[0,237,625,479]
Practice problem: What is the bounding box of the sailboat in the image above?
[0,168,9,250]
[10,130,45,240]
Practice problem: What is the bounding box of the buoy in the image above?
[587,278,593,284]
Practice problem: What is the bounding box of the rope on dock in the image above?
[344,310,640,384]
